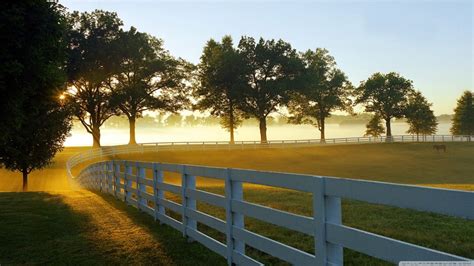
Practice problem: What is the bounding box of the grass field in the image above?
[0,191,225,265]
[0,143,473,264]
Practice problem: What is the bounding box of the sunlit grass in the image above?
[113,143,474,264]
[1,143,473,264]
[116,142,474,188]
[0,191,226,265]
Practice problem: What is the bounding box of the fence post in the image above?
[314,177,343,266]
[114,161,121,199]
[326,195,343,264]
[107,161,113,194]
[181,166,197,241]
[314,177,325,266]
[125,162,133,204]
[103,163,107,193]
[135,162,141,210]
[225,168,244,265]
[96,165,99,191]
[153,163,165,223]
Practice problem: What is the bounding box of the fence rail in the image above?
[74,160,474,265]
[66,134,473,179]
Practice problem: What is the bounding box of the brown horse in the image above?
[433,144,447,153]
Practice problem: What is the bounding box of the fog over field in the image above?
[65,122,453,146]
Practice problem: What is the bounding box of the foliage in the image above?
[238,36,305,142]
[109,27,190,144]
[364,115,385,137]
[450,91,474,136]
[195,36,247,143]
[65,10,123,147]
[356,72,414,137]
[288,48,352,140]
[405,91,438,136]
[0,0,72,190]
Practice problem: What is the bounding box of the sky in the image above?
[62,0,473,115]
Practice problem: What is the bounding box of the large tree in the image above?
[109,28,190,145]
[195,36,247,144]
[451,91,474,137]
[364,115,385,137]
[238,37,304,143]
[65,10,123,147]
[287,48,352,142]
[405,91,437,139]
[0,1,72,191]
[356,72,414,138]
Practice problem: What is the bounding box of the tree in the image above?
[0,1,72,191]
[356,72,414,139]
[65,10,123,147]
[405,91,437,139]
[288,48,352,142]
[364,115,385,137]
[238,37,304,143]
[195,36,247,143]
[109,27,190,145]
[451,91,474,137]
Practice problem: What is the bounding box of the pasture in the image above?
[0,143,473,264]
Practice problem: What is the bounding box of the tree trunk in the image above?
[22,169,28,192]
[92,126,101,148]
[320,117,326,143]
[229,104,235,144]
[259,117,267,144]
[229,127,235,144]
[385,118,392,142]
[129,116,137,145]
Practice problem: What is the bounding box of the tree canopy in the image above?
[356,72,414,138]
[195,36,247,143]
[364,115,385,137]
[109,27,190,145]
[288,48,352,141]
[238,37,304,142]
[0,1,72,190]
[405,91,437,137]
[65,10,123,147]
[451,91,474,136]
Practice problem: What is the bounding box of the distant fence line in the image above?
[74,160,474,265]
[67,134,473,179]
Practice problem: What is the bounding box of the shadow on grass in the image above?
[0,191,225,265]
[3,190,470,265]
[90,191,226,266]
[0,192,101,264]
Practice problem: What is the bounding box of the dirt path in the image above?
[58,190,177,265]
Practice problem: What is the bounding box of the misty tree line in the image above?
[100,113,454,129]
[63,10,468,146]
[1,2,473,190]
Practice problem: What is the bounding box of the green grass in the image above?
[0,143,473,264]
[0,191,226,265]
[0,147,88,191]
[111,142,474,264]
[116,142,474,186]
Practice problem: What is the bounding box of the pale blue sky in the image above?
[62,0,473,115]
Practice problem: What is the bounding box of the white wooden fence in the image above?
[66,134,474,179]
[75,160,474,265]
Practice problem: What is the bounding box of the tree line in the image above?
[62,10,450,146]
[1,2,473,190]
